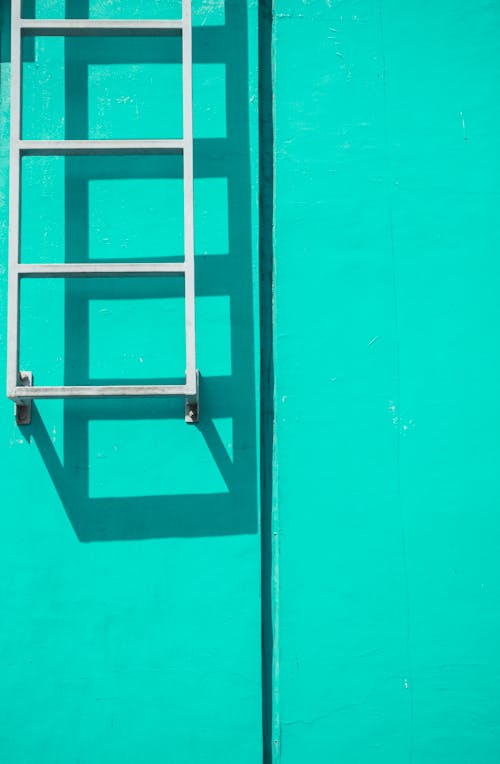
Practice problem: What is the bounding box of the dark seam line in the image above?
[258,1,275,762]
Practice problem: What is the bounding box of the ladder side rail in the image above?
[182,0,197,396]
[7,0,22,397]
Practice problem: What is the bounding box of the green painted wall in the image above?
[2,1,500,762]
[0,1,262,762]
[274,1,500,762]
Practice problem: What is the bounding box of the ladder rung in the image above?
[19,140,184,156]
[18,263,185,277]
[20,19,183,36]
[10,384,191,400]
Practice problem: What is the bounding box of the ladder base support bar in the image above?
[18,263,186,277]
[10,383,198,401]
[11,375,199,425]
[19,140,184,156]
[20,19,183,36]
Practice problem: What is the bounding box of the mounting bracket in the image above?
[15,371,33,426]
[185,370,200,424]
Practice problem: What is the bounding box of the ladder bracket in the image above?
[185,370,200,424]
[15,371,33,426]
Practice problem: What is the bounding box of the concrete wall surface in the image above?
[0,2,262,762]
[273,1,500,762]
[2,1,500,762]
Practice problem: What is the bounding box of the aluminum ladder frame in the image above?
[7,0,199,425]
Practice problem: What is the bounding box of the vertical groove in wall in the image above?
[258,0,277,762]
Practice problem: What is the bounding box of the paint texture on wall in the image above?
[273,1,500,762]
[0,2,262,762]
[3,1,500,761]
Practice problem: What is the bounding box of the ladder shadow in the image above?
[22,1,258,541]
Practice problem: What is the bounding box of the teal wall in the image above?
[2,1,500,762]
[274,1,500,762]
[0,1,262,762]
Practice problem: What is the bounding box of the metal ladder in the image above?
[7,0,199,425]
